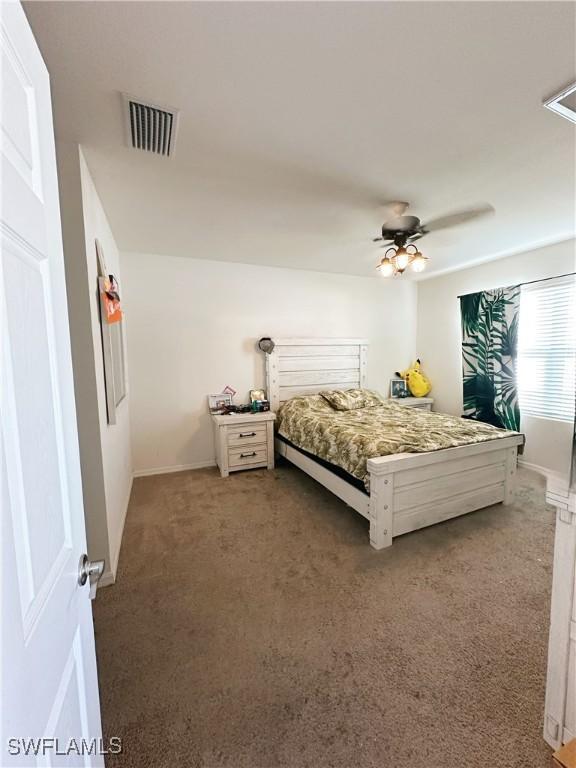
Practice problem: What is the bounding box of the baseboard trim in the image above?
[518,459,567,486]
[99,474,134,588]
[133,460,216,478]
[112,474,133,577]
[99,571,116,589]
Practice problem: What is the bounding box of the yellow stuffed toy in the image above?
[396,359,432,398]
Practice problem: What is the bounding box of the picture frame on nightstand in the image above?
[390,378,408,398]
[208,393,233,414]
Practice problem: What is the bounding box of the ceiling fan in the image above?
[373,201,494,277]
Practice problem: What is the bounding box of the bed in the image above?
[266,338,524,549]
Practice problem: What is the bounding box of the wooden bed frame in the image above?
[266,338,523,550]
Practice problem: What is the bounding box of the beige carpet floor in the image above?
[94,463,555,768]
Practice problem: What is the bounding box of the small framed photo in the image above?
[208,393,233,414]
[390,378,408,398]
[250,388,266,403]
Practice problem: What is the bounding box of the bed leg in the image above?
[369,473,394,549]
[503,447,517,505]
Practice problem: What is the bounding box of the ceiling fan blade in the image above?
[422,204,494,233]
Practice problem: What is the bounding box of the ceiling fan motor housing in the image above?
[381,215,424,246]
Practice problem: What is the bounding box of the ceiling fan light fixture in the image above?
[377,243,428,278]
[378,255,395,277]
[395,247,410,271]
[410,251,428,273]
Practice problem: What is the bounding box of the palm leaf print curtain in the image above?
[460,285,521,431]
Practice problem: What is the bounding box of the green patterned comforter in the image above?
[277,394,521,490]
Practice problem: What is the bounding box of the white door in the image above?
[1,2,104,766]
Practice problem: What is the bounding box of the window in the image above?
[518,276,576,422]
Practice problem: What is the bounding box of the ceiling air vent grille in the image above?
[123,94,179,156]
[543,81,576,124]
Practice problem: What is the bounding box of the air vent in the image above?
[543,81,576,125]
[122,94,179,156]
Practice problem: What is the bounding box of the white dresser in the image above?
[388,396,434,411]
[212,411,276,478]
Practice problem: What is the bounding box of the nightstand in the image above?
[212,411,276,478]
[388,396,434,411]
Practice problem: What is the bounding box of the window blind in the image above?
[518,276,576,422]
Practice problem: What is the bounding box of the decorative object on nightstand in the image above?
[257,337,275,354]
[395,359,432,397]
[212,411,276,478]
[208,393,233,414]
[249,389,270,412]
[388,396,434,411]
[389,378,409,398]
[232,403,253,414]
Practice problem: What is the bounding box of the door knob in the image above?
[78,554,105,599]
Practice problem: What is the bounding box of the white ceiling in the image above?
[25,1,576,278]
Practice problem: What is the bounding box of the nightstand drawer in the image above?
[228,445,268,468]
[227,424,267,446]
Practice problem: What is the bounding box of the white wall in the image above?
[79,151,132,578]
[417,239,575,480]
[121,252,417,474]
[56,142,132,583]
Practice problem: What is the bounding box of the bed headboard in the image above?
[265,338,368,411]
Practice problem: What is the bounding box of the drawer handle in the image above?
[240,452,257,458]
[239,432,257,438]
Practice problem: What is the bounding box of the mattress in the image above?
[276,433,368,495]
[276,393,522,491]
